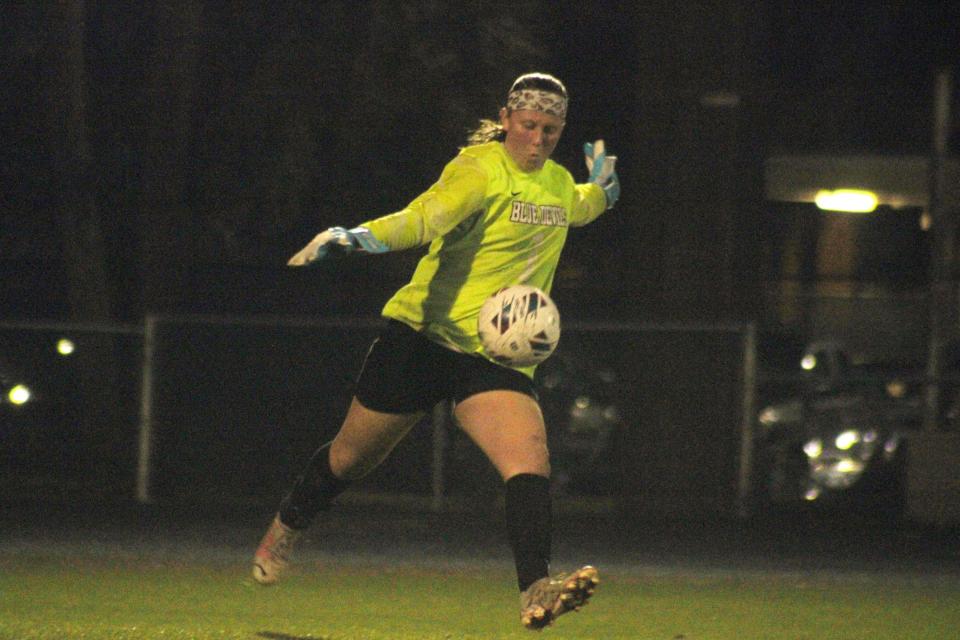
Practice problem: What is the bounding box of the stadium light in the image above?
[8,384,31,405]
[57,338,75,356]
[814,189,878,213]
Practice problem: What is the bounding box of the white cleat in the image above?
[252,514,301,585]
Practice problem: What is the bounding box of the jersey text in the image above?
[510,201,568,227]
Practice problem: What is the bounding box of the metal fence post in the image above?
[736,322,758,518]
[431,400,448,512]
[136,314,157,504]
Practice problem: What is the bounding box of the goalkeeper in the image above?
[253,71,620,630]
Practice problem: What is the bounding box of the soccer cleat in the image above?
[252,514,301,585]
[519,565,600,630]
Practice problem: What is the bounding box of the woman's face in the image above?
[500,107,565,172]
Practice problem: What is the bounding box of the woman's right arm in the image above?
[360,154,489,251]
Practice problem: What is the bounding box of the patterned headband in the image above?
[506,89,568,119]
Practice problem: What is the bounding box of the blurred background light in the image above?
[885,379,907,398]
[835,430,861,451]
[803,438,823,459]
[8,384,32,405]
[814,189,879,213]
[834,458,864,475]
[758,406,780,426]
[57,338,75,356]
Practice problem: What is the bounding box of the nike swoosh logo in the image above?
[511,191,521,196]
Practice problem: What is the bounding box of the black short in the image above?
[354,320,538,414]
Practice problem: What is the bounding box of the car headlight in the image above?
[758,406,780,426]
[803,429,877,491]
[568,395,615,434]
[758,401,802,427]
[803,438,823,459]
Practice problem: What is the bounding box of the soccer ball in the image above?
[478,285,560,367]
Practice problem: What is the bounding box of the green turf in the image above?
[2,554,959,639]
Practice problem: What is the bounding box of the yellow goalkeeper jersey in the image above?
[361,141,607,375]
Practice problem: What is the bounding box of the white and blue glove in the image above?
[287,226,389,266]
[584,139,620,209]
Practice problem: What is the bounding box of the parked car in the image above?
[753,337,920,517]
[535,345,624,496]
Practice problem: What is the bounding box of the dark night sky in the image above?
[1,1,959,321]
[4,2,960,534]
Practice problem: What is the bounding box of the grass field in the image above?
[3,547,960,639]
[2,502,959,639]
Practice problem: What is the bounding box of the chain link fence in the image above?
[0,316,754,518]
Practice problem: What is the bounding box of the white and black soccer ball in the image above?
[478,285,560,367]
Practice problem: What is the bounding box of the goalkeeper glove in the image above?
[287,226,388,267]
[584,139,620,209]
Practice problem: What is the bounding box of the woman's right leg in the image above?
[329,397,425,480]
[253,397,423,584]
[281,397,424,527]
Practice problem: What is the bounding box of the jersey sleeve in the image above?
[359,153,488,251]
[568,182,608,227]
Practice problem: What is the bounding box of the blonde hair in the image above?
[466,118,505,145]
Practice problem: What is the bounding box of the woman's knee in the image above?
[328,437,378,480]
[328,403,421,480]
[495,435,551,479]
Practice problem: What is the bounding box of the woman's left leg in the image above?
[454,389,552,585]
[453,389,550,479]
[454,390,598,629]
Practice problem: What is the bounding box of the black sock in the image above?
[505,473,552,592]
[278,442,351,530]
